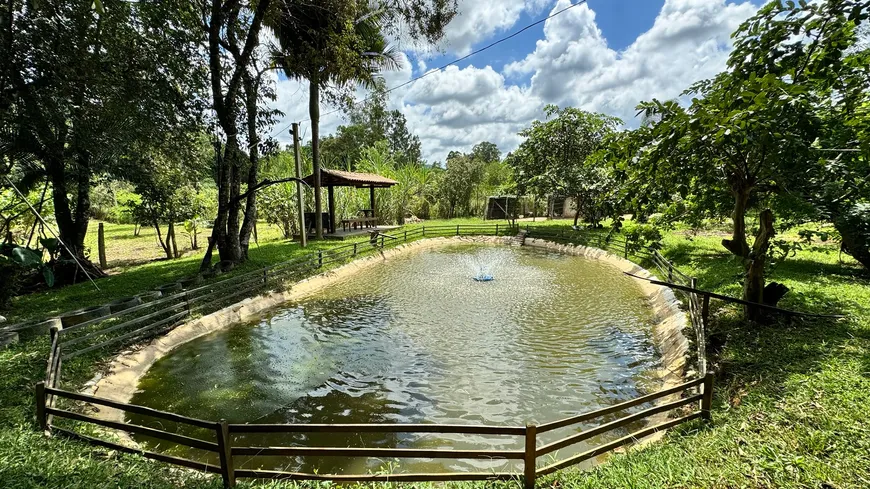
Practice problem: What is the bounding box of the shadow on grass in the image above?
[6,238,320,322]
[659,239,870,410]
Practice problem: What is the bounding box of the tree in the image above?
[272,0,456,239]
[621,0,870,318]
[121,138,211,260]
[258,149,311,239]
[356,141,434,223]
[471,142,501,165]
[437,153,484,218]
[271,2,402,239]
[322,79,423,167]
[1,0,207,282]
[509,105,621,227]
[199,0,278,269]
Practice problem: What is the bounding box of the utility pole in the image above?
[292,123,307,248]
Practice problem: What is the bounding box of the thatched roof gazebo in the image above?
[301,168,398,234]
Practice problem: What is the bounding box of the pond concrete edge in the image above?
[88,235,690,456]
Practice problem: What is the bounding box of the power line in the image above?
[270,0,590,138]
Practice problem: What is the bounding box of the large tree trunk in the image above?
[45,155,105,283]
[201,0,272,269]
[169,221,179,258]
[239,71,260,259]
[834,211,870,270]
[722,178,752,258]
[201,144,225,271]
[310,81,323,239]
[744,209,775,321]
[224,138,243,262]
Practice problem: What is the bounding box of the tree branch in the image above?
[233,177,310,204]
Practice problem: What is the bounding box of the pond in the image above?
[129,243,663,474]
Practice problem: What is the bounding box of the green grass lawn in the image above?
[1,218,868,488]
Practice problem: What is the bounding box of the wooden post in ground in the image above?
[524,423,537,489]
[292,123,307,248]
[692,277,707,376]
[701,372,714,420]
[97,223,107,269]
[35,381,47,433]
[327,185,336,234]
[701,295,711,331]
[215,419,235,487]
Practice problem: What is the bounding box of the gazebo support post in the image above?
[369,186,376,221]
[327,185,336,234]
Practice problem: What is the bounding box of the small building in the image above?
[485,196,519,220]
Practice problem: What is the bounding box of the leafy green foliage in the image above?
[620,222,663,255]
[509,105,621,227]
[1,0,207,266]
[608,0,870,308]
[323,80,423,167]
[435,153,485,219]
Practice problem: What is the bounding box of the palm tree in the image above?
[270,0,402,238]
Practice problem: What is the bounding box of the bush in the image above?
[622,222,663,254]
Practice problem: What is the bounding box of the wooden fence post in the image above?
[98,222,107,269]
[262,268,267,284]
[691,277,708,376]
[524,423,537,489]
[701,372,714,421]
[353,243,357,256]
[216,419,235,488]
[701,295,711,331]
[668,263,674,283]
[318,250,323,268]
[404,230,408,241]
[35,381,47,433]
[456,224,460,236]
[422,225,425,237]
[496,223,499,235]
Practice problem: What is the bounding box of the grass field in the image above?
[1,218,868,488]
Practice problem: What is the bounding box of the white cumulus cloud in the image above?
[269,0,760,163]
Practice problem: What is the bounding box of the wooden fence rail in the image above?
[37,223,714,488]
[35,373,713,489]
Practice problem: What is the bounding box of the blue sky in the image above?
[270,0,759,162]
[409,0,667,76]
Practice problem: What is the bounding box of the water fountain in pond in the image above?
[462,249,505,282]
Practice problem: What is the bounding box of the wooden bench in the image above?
[340,218,363,232]
[340,214,378,231]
